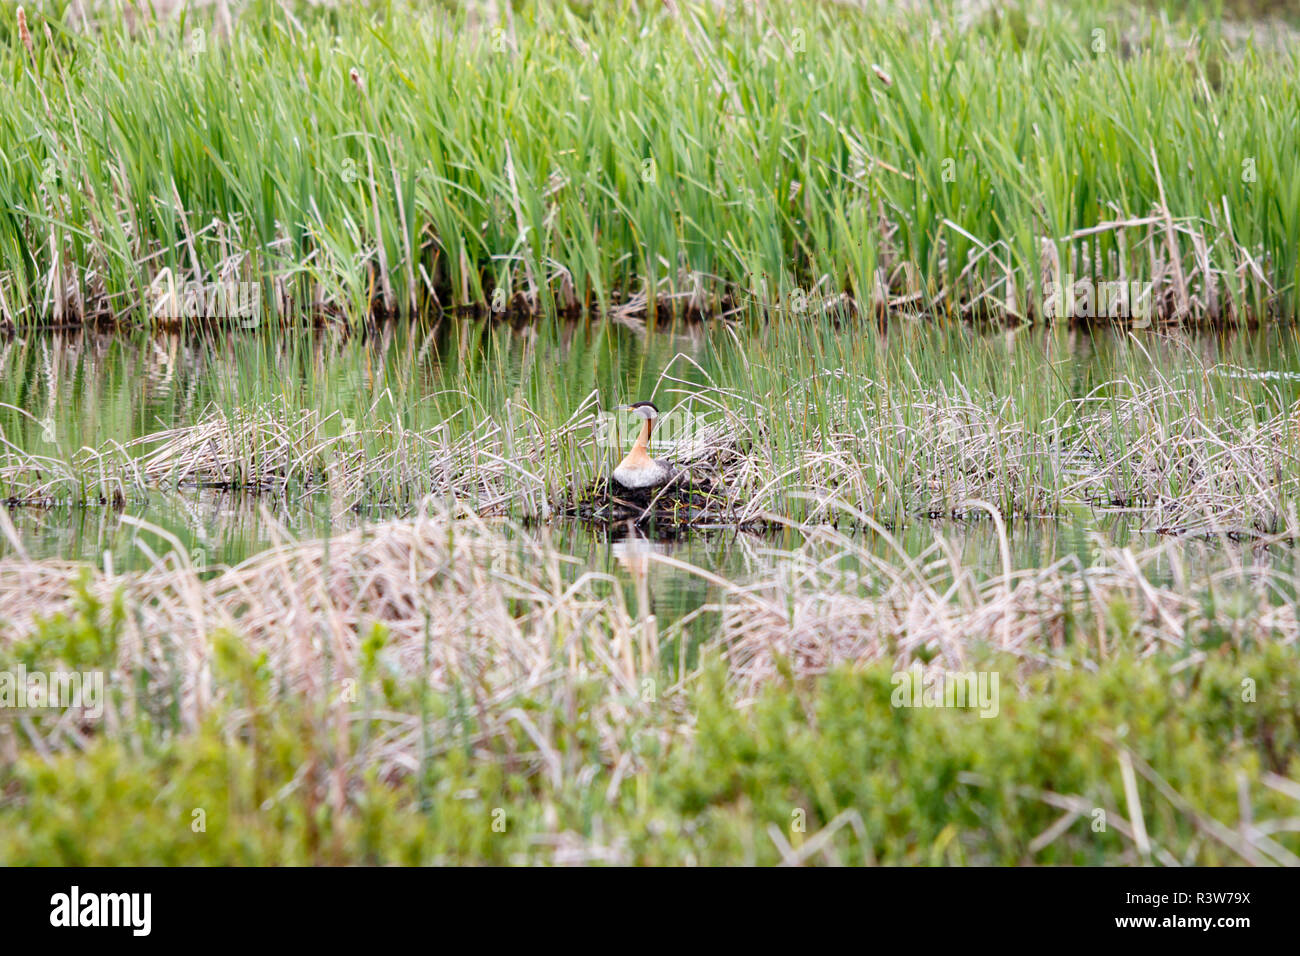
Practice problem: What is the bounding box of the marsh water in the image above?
[4,319,1300,630]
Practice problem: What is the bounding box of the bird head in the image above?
[615,401,660,421]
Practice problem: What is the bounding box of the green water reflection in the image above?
[3,319,1300,629]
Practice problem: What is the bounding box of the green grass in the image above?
[0,0,1296,327]
[3,0,1300,870]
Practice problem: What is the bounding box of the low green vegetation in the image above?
[0,0,1296,327]
[2,603,1295,864]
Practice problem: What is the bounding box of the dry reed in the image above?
[1,500,1294,776]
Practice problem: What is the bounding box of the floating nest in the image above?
[558,474,722,527]
[550,426,772,530]
[556,468,772,532]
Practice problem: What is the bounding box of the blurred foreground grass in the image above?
[1,589,1295,865]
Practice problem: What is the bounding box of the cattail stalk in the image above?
[16,7,33,55]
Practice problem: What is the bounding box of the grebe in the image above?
[611,401,680,491]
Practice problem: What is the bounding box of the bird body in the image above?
[612,401,680,491]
